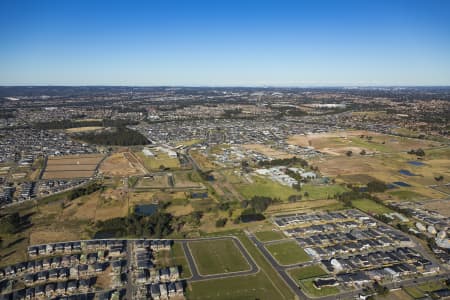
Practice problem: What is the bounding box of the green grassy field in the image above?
[351,199,393,214]
[254,231,285,242]
[265,241,311,265]
[389,190,427,201]
[235,175,302,201]
[301,184,348,200]
[237,234,295,300]
[288,265,328,283]
[403,280,446,299]
[136,151,180,170]
[188,239,249,275]
[187,273,287,300]
[300,278,340,297]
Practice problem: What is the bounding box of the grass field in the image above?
[351,199,393,214]
[287,265,327,283]
[187,273,288,300]
[136,151,180,171]
[235,175,302,201]
[237,234,295,300]
[135,175,170,188]
[301,184,348,200]
[154,242,192,279]
[403,280,446,299]
[254,231,285,242]
[377,289,413,300]
[300,278,340,297]
[188,239,249,275]
[265,241,311,265]
[389,190,427,201]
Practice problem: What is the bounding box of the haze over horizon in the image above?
[1,0,450,86]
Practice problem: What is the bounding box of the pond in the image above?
[134,204,158,216]
[399,169,416,176]
[393,181,412,187]
[408,161,425,167]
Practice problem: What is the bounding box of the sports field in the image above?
[265,241,311,265]
[188,239,250,275]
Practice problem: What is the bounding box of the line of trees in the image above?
[33,119,138,130]
[258,156,308,168]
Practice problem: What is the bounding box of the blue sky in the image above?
[1,0,450,86]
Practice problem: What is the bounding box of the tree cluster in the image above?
[68,182,103,200]
[77,127,148,146]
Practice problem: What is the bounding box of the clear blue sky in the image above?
[1,0,450,86]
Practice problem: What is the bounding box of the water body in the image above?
[399,169,416,176]
[408,161,425,166]
[393,181,412,187]
[134,204,158,216]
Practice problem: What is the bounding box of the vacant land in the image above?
[300,278,340,297]
[136,175,170,189]
[351,199,393,214]
[288,130,440,155]
[99,152,145,176]
[187,273,286,300]
[254,230,285,242]
[403,280,446,299]
[242,144,293,159]
[43,154,103,179]
[235,175,302,201]
[288,265,327,283]
[173,172,203,188]
[377,289,412,300]
[137,150,180,171]
[266,241,311,265]
[188,239,249,275]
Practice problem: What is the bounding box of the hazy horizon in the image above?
[1,0,450,86]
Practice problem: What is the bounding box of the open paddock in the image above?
[43,154,103,179]
[188,239,250,275]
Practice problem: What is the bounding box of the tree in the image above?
[360,149,366,155]
[346,150,353,157]
[367,180,387,193]
[215,218,227,227]
[434,175,444,182]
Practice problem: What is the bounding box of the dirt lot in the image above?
[99,152,145,176]
[242,144,294,159]
[43,154,104,179]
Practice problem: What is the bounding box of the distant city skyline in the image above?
[1,0,450,86]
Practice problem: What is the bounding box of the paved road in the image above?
[180,236,259,282]
[125,241,134,300]
[246,230,450,300]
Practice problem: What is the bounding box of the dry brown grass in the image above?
[242,144,294,159]
[99,152,145,176]
[66,126,104,133]
[43,154,104,179]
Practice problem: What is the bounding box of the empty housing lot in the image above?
[43,154,104,179]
